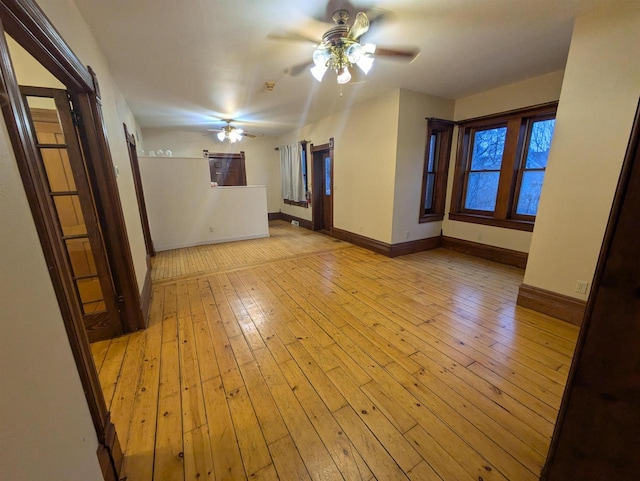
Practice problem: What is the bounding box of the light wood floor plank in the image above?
[95,222,580,481]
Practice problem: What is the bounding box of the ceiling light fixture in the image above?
[217,125,244,143]
[207,119,258,142]
[311,10,376,84]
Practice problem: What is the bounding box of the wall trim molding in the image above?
[517,283,587,326]
[140,264,152,328]
[331,228,441,258]
[389,236,442,257]
[331,228,391,256]
[271,211,314,230]
[441,236,528,268]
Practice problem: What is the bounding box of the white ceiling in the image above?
[72,0,601,137]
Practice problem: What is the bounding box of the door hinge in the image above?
[117,295,125,313]
[71,109,83,127]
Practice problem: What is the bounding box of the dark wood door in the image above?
[208,152,247,186]
[124,124,154,257]
[312,141,333,232]
[541,99,640,480]
[21,86,122,341]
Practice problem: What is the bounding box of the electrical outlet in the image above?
[209,227,214,233]
[405,231,410,239]
[575,280,589,295]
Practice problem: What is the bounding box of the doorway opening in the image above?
[311,138,334,233]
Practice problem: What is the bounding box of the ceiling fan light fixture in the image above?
[362,43,376,55]
[356,55,374,74]
[217,131,226,141]
[313,47,331,66]
[345,43,362,64]
[336,66,351,84]
[311,63,328,82]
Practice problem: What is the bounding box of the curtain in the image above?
[279,142,305,202]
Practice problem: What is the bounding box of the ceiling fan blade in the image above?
[375,46,420,62]
[207,129,223,132]
[242,133,258,139]
[348,12,369,40]
[286,60,314,77]
[267,31,320,44]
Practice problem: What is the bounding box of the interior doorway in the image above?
[124,123,155,258]
[0,5,148,478]
[21,86,122,341]
[312,139,334,232]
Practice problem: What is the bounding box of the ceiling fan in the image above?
[269,9,419,84]
[207,119,257,143]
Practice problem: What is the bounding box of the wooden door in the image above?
[312,140,334,232]
[208,152,247,186]
[124,123,154,257]
[21,86,122,341]
[541,99,640,480]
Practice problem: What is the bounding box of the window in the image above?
[449,103,557,231]
[280,141,308,207]
[419,119,454,222]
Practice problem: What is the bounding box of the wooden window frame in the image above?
[419,118,454,223]
[449,102,558,232]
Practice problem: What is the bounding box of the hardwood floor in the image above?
[91,221,579,481]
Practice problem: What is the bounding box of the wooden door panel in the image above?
[22,87,121,341]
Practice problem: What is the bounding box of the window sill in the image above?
[284,199,308,208]
[419,213,444,223]
[448,213,534,232]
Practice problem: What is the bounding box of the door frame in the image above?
[21,85,123,341]
[541,99,640,479]
[0,1,145,479]
[124,122,155,258]
[311,137,334,232]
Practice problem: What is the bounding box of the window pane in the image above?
[470,127,507,170]
[464,172,500,211]
[66,238,98,278]
[424,173,435,211]
[76,277,105,314]
[54,195,87,236]
[42,148,76,192]
[25,95,65,144]
[525,119,555,168]
[325,156,331,195]
[427,134,437,171]
[516,170,545,215]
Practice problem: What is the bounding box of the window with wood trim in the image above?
[449,103,557,231]
[420,119,454,222]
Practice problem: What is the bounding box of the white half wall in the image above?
[139,156,269,251]
[0,116,102,481]
[442,70,565,252]
[142,128,281,212]
[524,2,640,299]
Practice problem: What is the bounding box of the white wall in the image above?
[142,128,281,212]
[0,116,102,480]
[277,89,401,243]
[524,2,640,299]
[37,0,148,291]
[139,157,269,250]
[391,89,454,244]
[442,70,565,252]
